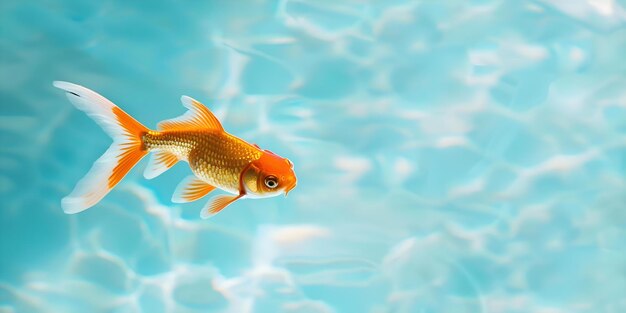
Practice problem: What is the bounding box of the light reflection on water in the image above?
[1,0,626,312]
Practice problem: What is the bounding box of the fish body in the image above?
[143,130,261,193]
[54,81,297,218]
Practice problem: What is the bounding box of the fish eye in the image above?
[264,175,278,189]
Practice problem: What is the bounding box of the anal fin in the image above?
[172,176,216,203]
[144,150,179,179]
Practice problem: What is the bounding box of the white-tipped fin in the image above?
[172,175,216,203]
[144,150,179,179]
[54,81,148,213]
[157,96,224,131]
[61,143,127,213]
[200,194,242,219]
[54,81,125,138]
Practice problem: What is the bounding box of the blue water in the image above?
[1,0,626,312]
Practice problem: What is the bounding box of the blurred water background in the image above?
[1,0,626,312]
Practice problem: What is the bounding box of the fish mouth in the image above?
[284,181,296,196]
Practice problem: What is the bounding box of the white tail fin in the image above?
[53,81,149,214]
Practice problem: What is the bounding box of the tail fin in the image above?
[53,81,149,214]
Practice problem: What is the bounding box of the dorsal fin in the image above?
[158,96,224,131]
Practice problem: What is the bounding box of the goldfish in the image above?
[53,81,297,219]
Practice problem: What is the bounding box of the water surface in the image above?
[1,0,626,312]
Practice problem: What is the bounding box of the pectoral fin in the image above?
[200,194,243,219]
[172,176,216,203]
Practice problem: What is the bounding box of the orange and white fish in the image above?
[54,81,297,219]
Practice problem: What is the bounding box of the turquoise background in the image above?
[1,0,626,312]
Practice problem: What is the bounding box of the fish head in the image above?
[244,150,297,198]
